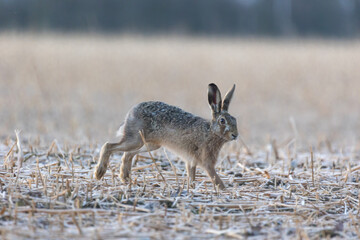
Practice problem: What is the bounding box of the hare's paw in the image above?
[119,171,131,183]
[217,181,226,190]
[94,164,106,180]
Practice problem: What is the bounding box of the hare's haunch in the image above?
[94,83,238,189]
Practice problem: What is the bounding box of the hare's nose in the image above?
[231,134,238,140]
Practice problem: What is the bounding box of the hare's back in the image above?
[133,101,199,125]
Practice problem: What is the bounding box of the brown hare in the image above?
[94,83,238,189]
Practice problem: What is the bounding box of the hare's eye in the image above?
[219,118,226,125]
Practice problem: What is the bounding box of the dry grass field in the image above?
[1,34,360,239]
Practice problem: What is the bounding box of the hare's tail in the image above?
[116,123,125,138]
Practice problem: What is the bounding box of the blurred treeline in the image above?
[0,0,359,37]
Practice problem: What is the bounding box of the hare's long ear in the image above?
[208,83,222,114]
[222,84,235,111]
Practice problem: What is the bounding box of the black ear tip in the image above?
[209,83,217,88]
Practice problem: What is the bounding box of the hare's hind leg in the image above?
[119,143,160,183]
[119,152,136,183]
[94,135,144,180]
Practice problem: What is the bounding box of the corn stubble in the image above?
[1,133,360,239]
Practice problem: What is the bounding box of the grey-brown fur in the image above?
[94,83,238,189]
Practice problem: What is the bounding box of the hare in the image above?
[94,83,238,190]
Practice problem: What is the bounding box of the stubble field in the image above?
[0,34,360,239]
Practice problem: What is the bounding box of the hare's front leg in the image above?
[204,165,225,190]
[186,162,197,182]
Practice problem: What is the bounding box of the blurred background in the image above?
[0,0,360,147]
[1,0,360,37]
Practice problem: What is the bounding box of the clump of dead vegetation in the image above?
[1,131,360,239]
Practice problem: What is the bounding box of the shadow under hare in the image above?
[94,83,238,190]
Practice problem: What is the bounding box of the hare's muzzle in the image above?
[231,134,238,140]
